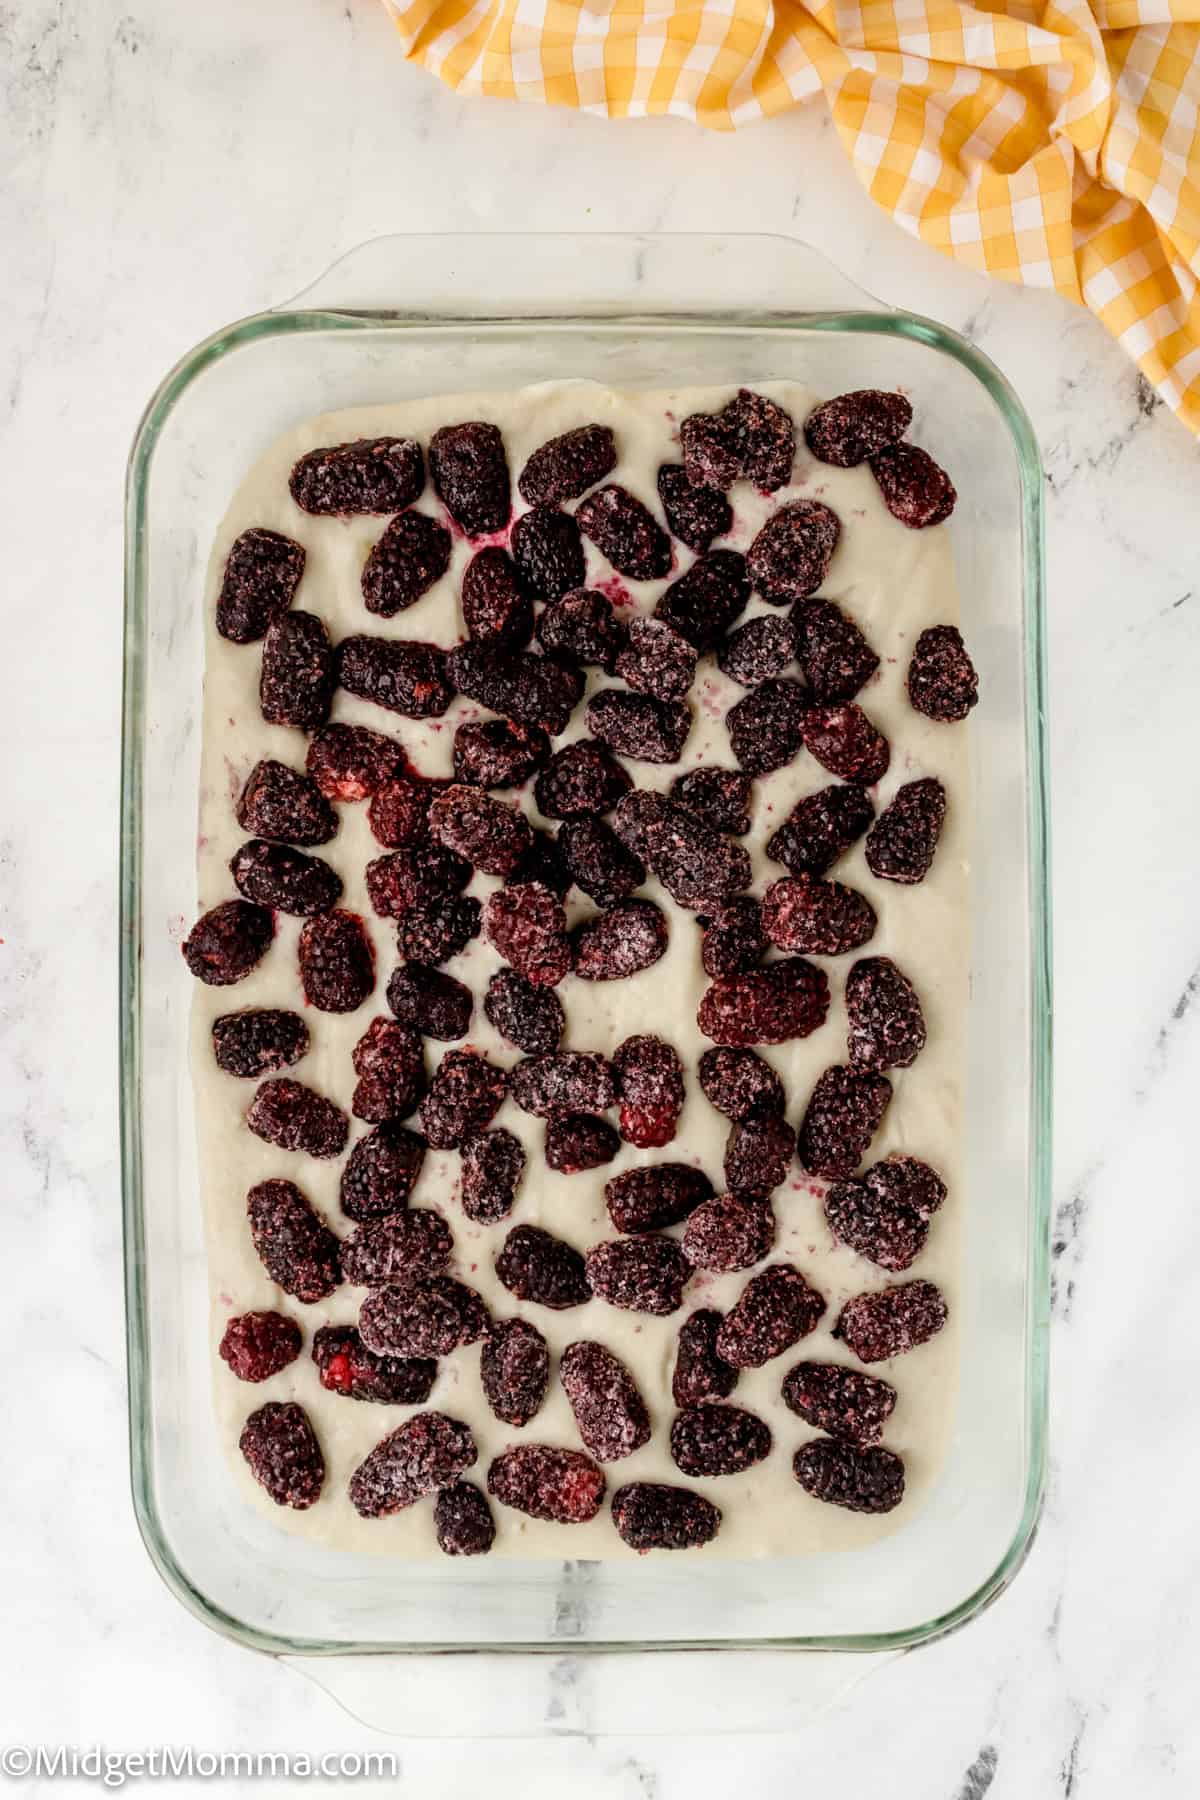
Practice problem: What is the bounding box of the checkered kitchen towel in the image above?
[380,0,1200,432]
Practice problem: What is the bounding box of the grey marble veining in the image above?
[5,0,1200,1793]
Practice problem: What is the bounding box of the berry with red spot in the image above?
[669,766,752,836]
[800,703,890,785]
[340,1210,454,1286]
[460,1128,525,1224]
[656,463,732,553]
[386,962,474,1040]
[803,390,912,468]
[672,1309,738,1407]
[430,421,511,536]
[519,424,617,506]
[612,790,751,909]
[366,843,472,919]
[435,1482,496,1556]
[573,898,669,981]
[495,1224,592,1309]
[361,510,452,616]
[350,1017,426,1123]
[453,717,550,789]
[605,1162,712,1234]
[825,1154,946,1271]
[247,1078,349,1159]
[536,587,627,671]
[306,723,403,802]
[793,1439,905,1512]
[545,1113,621,1173]
[561,1341,651,1462]
[682,1193,775,1272]
[697,1046,785,1121]
[212,1008,308,1079]
[724,1112,796,1195]
[298,910,375,1012]
[483,968,565,1054]
[460,547,533,648]
[613,1482,722,1551]
[509,1051,617,1117]
[869,442,956,528]
[794,598,880,701]
[480,1318,549,1427]
[484,882,574,985]
[846,956,926,1071]
[359,1276,488,1358]
[767,783,875,877]
[429,783,532,876]
[349,1411,478,1518]
[239,1402,323,1509]
[395,895,481,967]
[260,612,335,729]
[726,676,810,776]
[671,1404,772,1477]
[782,1361,898,1445]
[247,1178,342,1302]
[613,1034,684,1148]
[487,1445,606,1523]
[865,778,945,884]
[699,897,767,977]
[747,502,840,605]
[907,625,979,721]
[510,505,586,601]
[697,957,829,1046]
[797,1065,892,1179]
[217,529,306,644]
[289,436,423,515]
[587,689,691,765]
[219,1311,302,1383]
[236,759,338,845]
[576,484,672,580]
[183,900,273,987]
[534,739,632,821]
[654,550,750,651]
[338,1121,427,1220]
[585,1235,692,1316]
[614,617,697,705]
[762,875,876,956]
[230,839,342,915]
[718,614,797,688]
[448,641,583,734]
[716,1264,826,1368]
[337,635,454,719]
[312,1325,437,1405]
[559,817,645,908]
[418,1050,507,1148]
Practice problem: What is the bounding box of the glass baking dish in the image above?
[121,233,1050,1669]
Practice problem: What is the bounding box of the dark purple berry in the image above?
[534,739,632,821]
[613,1034,684,1148]
[359,1277,488,1357]
[726,676,810,776]
[573,899,669,982]
[908,625,978,721]
[656,463,732,553]
[219,1311,302,1382]
[429,783,531,876]
[247,1077,348,1159]
[835,1279,949,1362]
[483,968,565,1054]
[366,844,472,918]
[612,790,750,909]
[794,1439,905,1512]
[614,617,697,704]
[794,598,880,701]
[781,1361,898,1445]
[460,1127,526,1224]
[869,442,956,528]
[349,1411,478,1518]
[800,703,890,785]
[560,1341,651,1462]
[239,1402,323,1509]
[338,1121,427,1220]
[672,1309,738,1406]
[230,839,342,915]
[487,1445,606,1523]
[545,1113,621,1173]
[718,614,797,687]
[495,1224,591,1310]
[671,1404,771,1477]
[559,817,645,907]
[724,1112,795,1194]
[430,421,511,536]
[395,894,481,966]
[587,689,691,765]
[337,634,453,719]
[804,391,912,468]
[747,502,840,605]
[365,776,441,852]
[669,766,752,836]
[213,1008,309,1079]
[697,1046,785,1122]
[605,1163,713,1234]
[767,784,875,877]
[536,587,627,672]
[510,505,586,601]
[681,390,796,492]
[350,1017,426,1123]
[716,1264,826,1368]
[418,1049,507,1148]
[460,547,534,647]
[217,529,305,644]
[436,1481,496,1555]
[613,1482,722,1551]
[697,958,829,1046]
[576,483,672,581]
[448,641,583,734]
[825,1155,946,1271]
[483,882,573,985]
[797,1065,892,1179]
[297,910,374,1012]
[183,900,273,986]
[387,962,473,1041]
[312,1325,437,1406]
[509,1051,617,1117]
[584,1236,691,1316]
[237,759,337,845]
[306,722,404,802]
[361,510,452,616]
[700,897,767,977]
[845,956,926,1071]
[289,436,423,515]
[505,827,573,896]
[865,778,945,884]
[260,611,334,729]
[453,718,550,790]
[655,550,750,651]
[481,1318,549,1427]
[762,875,876,956]
[340,1209,453,1285]
[247,1178,342,1302]
[682,1193,775,1272]
[519,424,617,506]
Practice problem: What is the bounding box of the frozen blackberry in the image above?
[435,1481,496,1556]
[726,676,810,777]
[573,898,669,981]
[495,1224,592,1310]
[724,1113,796,1195]
[697,958,829,1046]
[700,897,767,977]
[418,1050,507,1149]
[246,1077,349,1159]
[217,528,305,644]
[480,1318,549,1427]
[510,504,586,601]
[429,784,532,876]
[237,759,338,846]
[453,717,550,789]
[519,424,617,506]
[767,783,875,877]
[359,1276,488,1358]
[349,1411,478,1519]
[448,641,583,734]
[395,894,481,967]
[483,968,565,1054]
[585,1236,692,1316]
[605,1163,713,1234]
[387,962,474,1041]
[338,1121,427,1220]
[545,1113,621,1173]
[306,722,404,802]
[907,625,978,721]
[483,882,573,985]
[697,1046,785,1121]
[865,778,945,884]
[430,420,511,536]
[183,900,273,987]
[762,874,877,956]
[613,1482,722,1552]
[836,1279,949,1363]
[845,956,926,1072]
[669,766,752,836]
[219,1311,302,1383]
[794,598,880,701]
[239,1402,323,1509]
[460,1127,526,1225]
[230,839,342,915]
[509,1050,618,1117]
[672,1309,738,1407]
[361,510,452,617]
[614,617,697,705]
[350,1016,426,1123]
[656,463,732,553]
[825,1155,945,1271]
[337,635,454,719]
[576,483,672,581]
[800,703,890,785]
[716,1264,826,1368]
[793,1439,905,1513]
[298,909,375,1012]
[487,1445,606,1523]
[559,817,645,908]
[797,1065,892,1179]
[247,1178,342,1302]
[213,1009,309,1079]
[536,587,627,672]
[654,550,750,651]
[366,843,472,919]
[460,547,533,648]
[682,1193,775,1272]
[260,611,334,730]
[613,1034,684,1148]
[781,1361,898,1445]
[534,739,632,821]
[680,389,796,492]
[612,790,750,909]
[560,1341,651,1462]
[587,688,691,765]
[289,436,424,515]
[869,442,956,528]
[747,502,840,605]
[803,390,912,468]
[312,1325,437,1406]
[505,827,573,896]
[369,775,440,845]
[671,1403,772,1477]
[340,1209,454,1286]
[718,614,797,687]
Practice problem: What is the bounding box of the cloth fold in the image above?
[380,0,1200,431]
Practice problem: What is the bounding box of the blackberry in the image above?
[672,1308,737,1407]
[366,844,472,918]
[183,900,273,987]
[654,550,750,651]
[337,635,453,719]
[803,390,912,468]
[289,436,423,515]
[246,1078,349,1160]
[558,817,646,908]
[312,1325,437,1406]
[217,529,305,644]
[669,766,752,837]
[700,897,767,977]
[536,587,627,672]
[260,611,334,730]
[212,1009,308,1079]
[761,874,877,956]
[358,1276,488,1358]
[487,1445,606,1524]
[797,1065,892,1179]
[845,956,927,1071]
[587,688,691,765]
[697,1046,785,1121]
[864,778,945,884]
[460,1128,526,1225]
[697,958,829,1046]
[429,783,532,876]
[247,1178,342,1302]
[340,1210,454,1286]
[350,1017,426,1124]
[453,718,550,789]
[747,502,840,605]
[534,739,632,821]
[545,1113,621,1173]
[576,483,673,581]
[338,1121,427,1220]
[907,625,979,721]
[572,898,669,981]
[766,784,875,878]
[239,1402,323,1509]
[460,547,533,648]
[612,1034,684,1148]
[793,1439,905,1513]
[723,1113,795,1194]
[612,1482,722,1552]
[585,1236,691,1316]
[386,962,474,1040]
[718,614,797,688]
[605,1162,713,1234]
[448,641,583,734]
[483,882,573,986]
[614,617,697,705]
[794,598,880,702]
[218,1311,302,1383]
[869,442,956,528]
[306,723,404,802]
[560,1341,651,1462]
[495,1225,592,1310]
[435,1482,496,1556]
[670,1404,771,1477]
[682,1193,775,1272]
[510,505,586,602]
[430,421,511,537]
[298,910,375,1012]
[349,1412,478,1518]
[483,968,565,1054]
[229,839,342,915]
[726,676,809,776]
[361,510,452,617]
[418,1050,507,1148]
[781,1361,897,1445]
[656,463,732,553]
[716,1264,827,1368]
[800,703,890,785]
[518,424,617,507]
[395,895,481,967]
[236,759,337,846]
[480,1318,549,1427]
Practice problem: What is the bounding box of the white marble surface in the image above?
[5,0,1200,1792]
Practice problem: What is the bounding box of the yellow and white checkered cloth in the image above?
[380,0,1200,432]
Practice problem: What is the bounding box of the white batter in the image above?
[192,381,969,1559]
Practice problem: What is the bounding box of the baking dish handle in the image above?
[279,232,891,320]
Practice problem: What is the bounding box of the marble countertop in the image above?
[6,0,1200,1793]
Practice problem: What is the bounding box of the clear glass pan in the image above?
[121,233,1050,1663]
